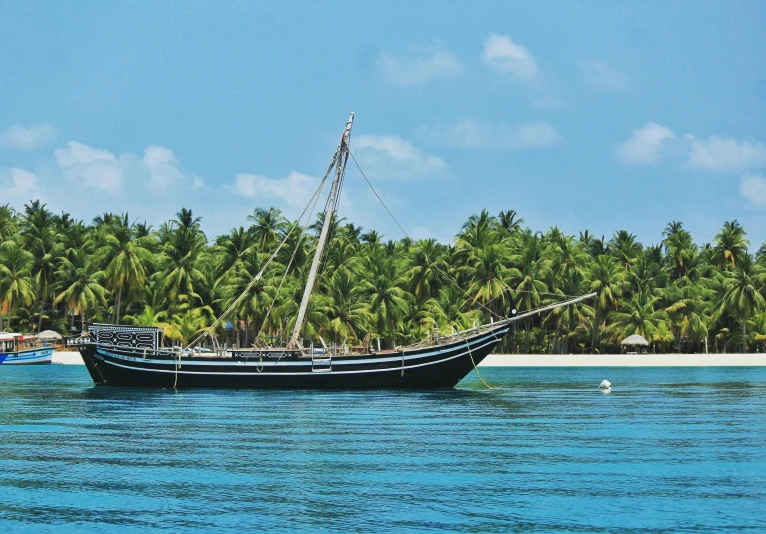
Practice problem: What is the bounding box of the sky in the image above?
[2,1,766,249]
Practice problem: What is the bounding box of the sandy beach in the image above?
[482,353,766,366]
[52,351,766,367]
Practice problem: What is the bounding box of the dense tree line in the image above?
[1,201,766,353]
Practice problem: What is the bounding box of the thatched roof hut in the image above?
[620,334,649,346]
[38,330,63,341]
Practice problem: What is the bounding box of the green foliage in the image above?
[1,201,765,354]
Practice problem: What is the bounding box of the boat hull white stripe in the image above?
[98,336,502,376]
[96,328,508,368]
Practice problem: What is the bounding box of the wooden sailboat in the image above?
[72,114,594,389]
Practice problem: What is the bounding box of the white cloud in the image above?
[354,135,445,180]
[739,174,766,205]
[481,34,538,82]
[377,40,461,86]
[615,123,676,165]
[53,141,194,193]
[685,135,766,172]
[0,123,57,150]
[616,124,766,173]
[143,145,184,190]
[429,120,560,150]
[580,60,629,91]
[55,141,125,192]
[229,171,320,207]
[0,168,41,202]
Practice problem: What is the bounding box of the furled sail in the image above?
[288,113,354,349]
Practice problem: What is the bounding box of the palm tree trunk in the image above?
[551,324,560,354]
[590,311,598,354]
[70,309,75,329]
[115,286,122,325]
[0,310,3,331]
[524,318,530,353]
[743,319,747,353]
[37,290,45,334]
[513,322,517,353]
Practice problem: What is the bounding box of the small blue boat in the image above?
[0,333,54,365]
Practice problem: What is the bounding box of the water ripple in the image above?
[1,366,765,532]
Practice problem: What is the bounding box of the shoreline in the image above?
[51,352,766,367]
[481,353,766,367]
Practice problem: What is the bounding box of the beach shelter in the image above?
[621,334,649,353]
[38,330,63,342]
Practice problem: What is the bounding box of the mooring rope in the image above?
[465,339,498,389]
[172,346,182,388]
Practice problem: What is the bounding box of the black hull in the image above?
[77,326,509,389]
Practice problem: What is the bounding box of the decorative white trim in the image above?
[97,328,509,368]
[98,336,502,376]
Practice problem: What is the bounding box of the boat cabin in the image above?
[0,333,21,353]
[0,333,45,354]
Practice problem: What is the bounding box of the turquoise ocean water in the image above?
[1,366,764,532]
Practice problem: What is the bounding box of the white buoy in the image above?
[599,379,611,389]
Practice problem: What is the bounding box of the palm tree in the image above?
[164,309,211,347]
[21,200,60,333]
[610,230,642,271]
[587,255,623,353]
[421,285,482,333]
[546,269,593,353]
[748,311,766,352]
[53,248,108,327]
[359,250,409,347]
[220,248,281,347]
[361,230,383,246]
[665,282,713,352]
[649,321,672,353]
[95,214,154,324]
[248,207,289,251]
[0,242,36,331]
[123,304,169,328]
[456,209,499,251]
[508,234,551,352]
[719,254,765,353]
[0,204,18,244]
[498,209,524,238]
[460,244,514,318]
[214,226,256,278]
[712,220,749,269]
[316,268,370,344]
[629,254,667,295]
[403,239,447,305]
[605,290,667,343]
[663,222,697,280]
[160,209,208,312]
[549,235,589,279]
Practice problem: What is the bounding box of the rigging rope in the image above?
[348,149,503,321]
[248,174,326,360]
[183,162,334,352]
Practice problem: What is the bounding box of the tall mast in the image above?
[288,113,354,349]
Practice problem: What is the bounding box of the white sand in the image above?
[53,351,765,367]
[482,353,766,367]
[52,352,85,365]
